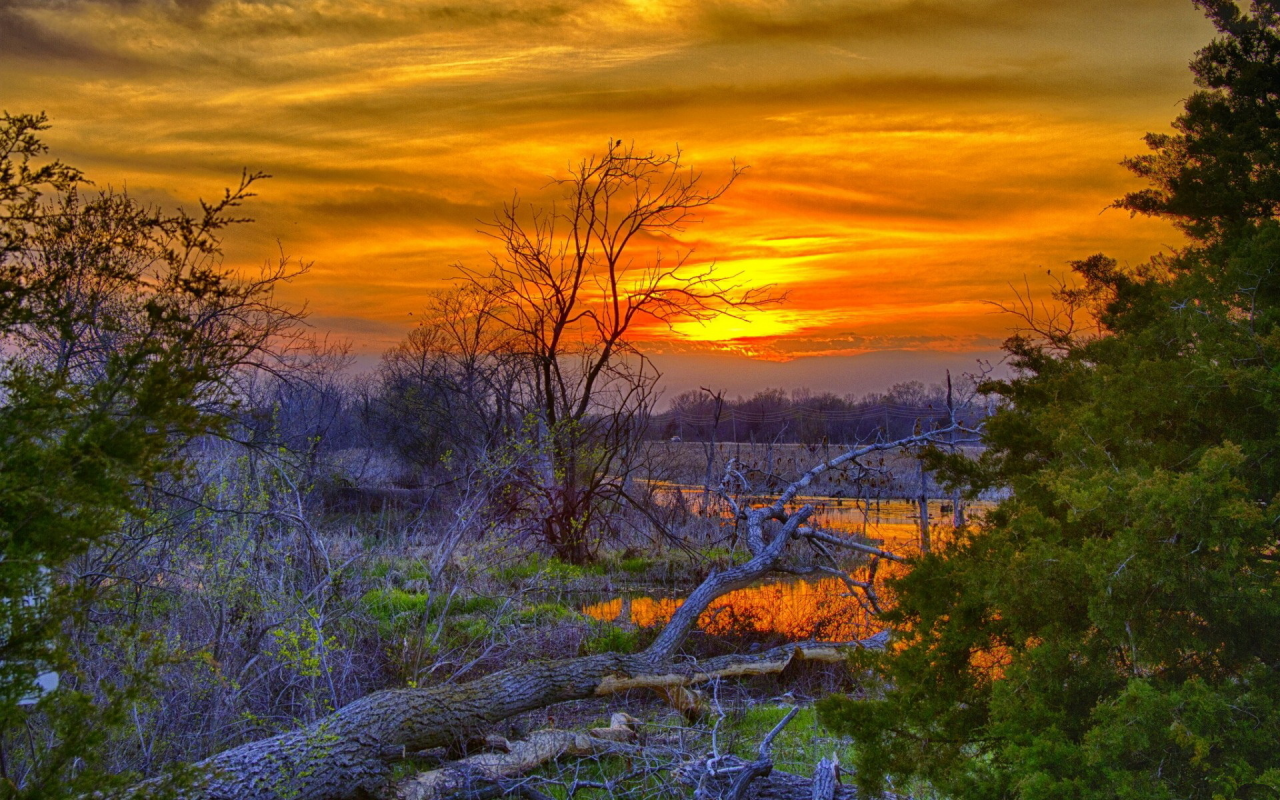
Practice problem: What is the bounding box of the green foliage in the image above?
[1119,0,1280,242]
[361,588,501,637]
[361,588,433,628]
[723,705,858,777]
[820,6,1280,798]
[580,624,641,655]
[512,601,579,624]
[364,557,432,583]
[495,552,605,585]
[0,113,296,797]
[617,556,653,575]
[449,616,494,644]
[270,613,343,680]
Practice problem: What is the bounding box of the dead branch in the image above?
[125,426,967,800]
[810,757,839,800]
[719,706,798,800]
[677,754,867,800]
[392,715,643,800]
[798,527,906,563]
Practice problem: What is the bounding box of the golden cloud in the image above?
[1,0,1215,387]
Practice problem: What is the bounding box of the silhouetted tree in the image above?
[371,286,517,472]
[463,142,773,563]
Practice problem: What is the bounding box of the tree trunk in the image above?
[130,426,972,800]
[146,642,873,800]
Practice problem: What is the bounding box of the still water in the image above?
[584,498,980,642]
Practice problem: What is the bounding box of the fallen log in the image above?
[809,757,839,800]
[393,714,641,800]
[162,639,880,800]
[127,428,965,800]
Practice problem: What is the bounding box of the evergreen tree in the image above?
[819,4,1280,798]
[0,113,297,797]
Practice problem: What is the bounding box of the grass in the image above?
[361,588,504,637]
[448,616,493,642]
[513,601,579,625]
[580,623,642,655]
[618,556,653,574]
[720,704,857,776]
[365,556,432,582]
[494,553,608,584]
[362,588,431,625]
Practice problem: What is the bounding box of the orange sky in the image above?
[0,0,1216,392]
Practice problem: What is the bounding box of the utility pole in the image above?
[918,455,930,554]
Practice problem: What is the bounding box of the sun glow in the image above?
[669,307,834,344]
[1,0,1210,369]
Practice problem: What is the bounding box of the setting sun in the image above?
[0,0,1212,387]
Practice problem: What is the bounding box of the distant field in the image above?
[637,440,990,501]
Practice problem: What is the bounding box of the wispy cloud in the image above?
[0,0,1215,372]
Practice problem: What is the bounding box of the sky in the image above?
[1,0,1217,396]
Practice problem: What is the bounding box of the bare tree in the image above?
[372,285,518,471]
[464,142,775,563]
[125,420,980,800]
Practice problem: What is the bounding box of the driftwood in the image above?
[402,719,858,800]
[131,427,970,800]
[393,714,640,800]
[165,639,880,800]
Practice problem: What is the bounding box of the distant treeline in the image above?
[228,367,995,480]
[650,381,995,444]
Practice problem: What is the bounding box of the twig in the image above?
[722,705,800,800]
[759,706,800,759]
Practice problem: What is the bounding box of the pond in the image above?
[584,498,983,642]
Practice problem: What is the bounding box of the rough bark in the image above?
[129,425,972,800]
[809,758,838,800]
[391,713,639,799]
[147,640,879,800]
[392,731,620,800]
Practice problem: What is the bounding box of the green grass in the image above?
[448,616,493,643]
[362,588,431,623]
[580,624,641,655]
[449,594,502,615]
[361,588,503,637]
[494,553,607,584]
[512,601,579,625]
[721,704,857,776]
[364,557,432,582]
[618,556,652,574]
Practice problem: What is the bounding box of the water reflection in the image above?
[583,578,882,641]
[584,499,985,642]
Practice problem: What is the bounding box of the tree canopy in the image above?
[819,3,1280,798]
[0,112,299,797]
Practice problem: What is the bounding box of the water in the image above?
[584,497,985,642]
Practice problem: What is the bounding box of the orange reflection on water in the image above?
[584,577,883,641]
[584,500,986,642]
